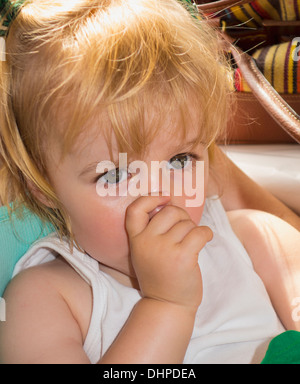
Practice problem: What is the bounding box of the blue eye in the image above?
[168,154,193,170]
[98,168,128,185]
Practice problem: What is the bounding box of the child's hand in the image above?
[126,195,213,312]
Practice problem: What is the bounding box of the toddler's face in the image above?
[46,111,209,287]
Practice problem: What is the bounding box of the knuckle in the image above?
[178,219,196,231]
[126,201,140,218]
[162,205,188,219]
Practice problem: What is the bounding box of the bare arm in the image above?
[210,145,300,231]
[100,299,196,364]
[228,209,300,331]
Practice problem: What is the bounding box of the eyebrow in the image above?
[78,159,120,178]
[173,138,204,153]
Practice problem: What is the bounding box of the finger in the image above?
[147,205,192,235]
[125,194,171,238]
[179,226,213,255]
[163,219,196,244]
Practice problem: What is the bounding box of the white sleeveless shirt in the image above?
[13,197,285,364]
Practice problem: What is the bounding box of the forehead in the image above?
[46,73,209,168]
[69,99,204,162]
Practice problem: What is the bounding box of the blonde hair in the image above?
[0,0,232,240]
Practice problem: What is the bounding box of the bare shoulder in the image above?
[227,209,299,247]
[227,209,300,260]
[5,257,92,312]
[0,257,92,363]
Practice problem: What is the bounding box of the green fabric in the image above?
[0,205,54,297]
[179,0,199,19]
[0,0,26,37]
[261,331,300,364]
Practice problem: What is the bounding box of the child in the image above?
[0,0,299,364]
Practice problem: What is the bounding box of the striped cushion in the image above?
[234,40,300,93]
[222,1,300,93]
[221,0,300,28]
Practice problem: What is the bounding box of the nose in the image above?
[149,174,163,195]
[128,161,171,197]
[149,162,171,196]
[147,166,171,220]
[127,161,171,219]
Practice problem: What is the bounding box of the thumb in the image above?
[125,194,171,238]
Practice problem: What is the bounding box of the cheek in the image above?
[171,193,205,225]
[69,194,134,264]
[170,164,207,225]
[185,205,204,225]
[72,199,126,241]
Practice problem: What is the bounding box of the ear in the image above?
[26,178,57,209]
